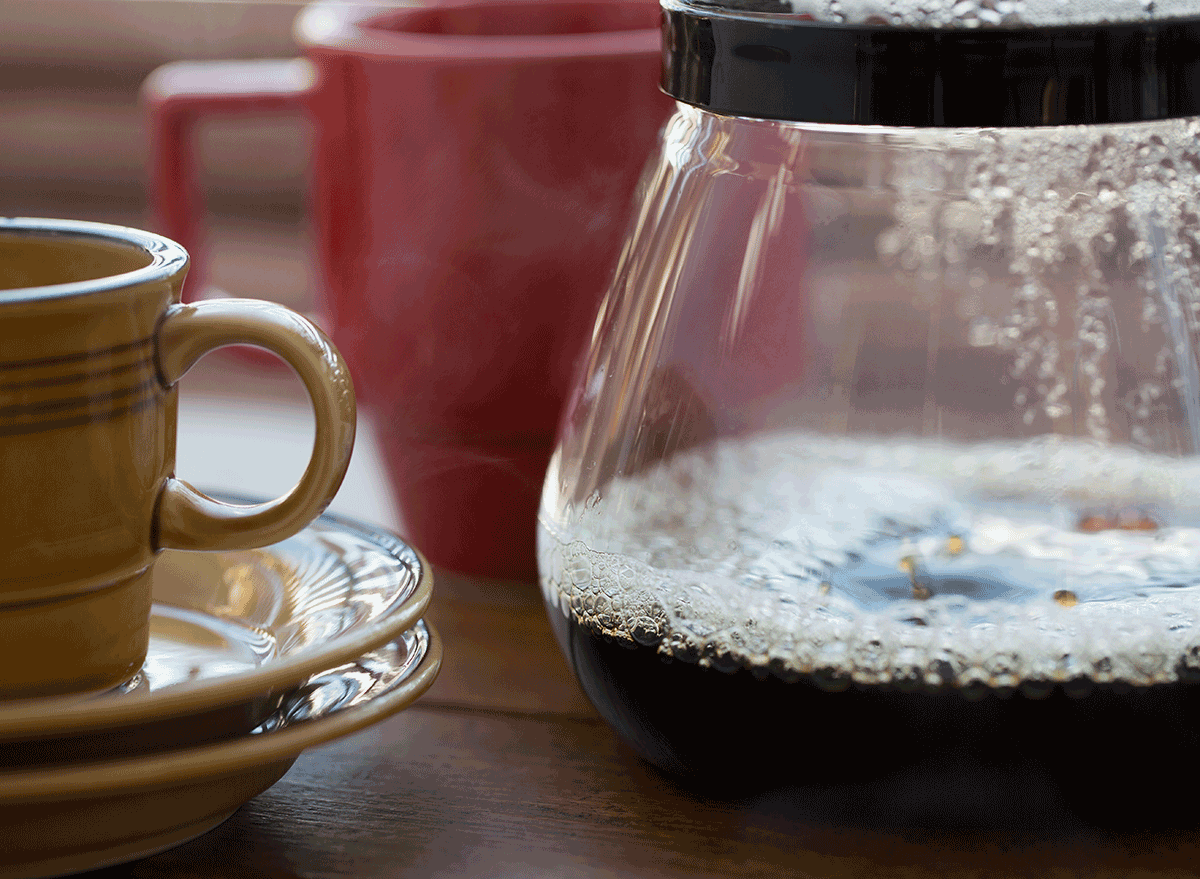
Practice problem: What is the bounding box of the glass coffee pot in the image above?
[539,0,1200,823]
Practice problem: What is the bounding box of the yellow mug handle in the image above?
[153,298,356,550]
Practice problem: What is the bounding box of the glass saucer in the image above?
[0,620,441,879]
[0,501,432,756]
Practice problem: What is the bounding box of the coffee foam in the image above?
[540,114,1200,692]
[539,433,1200,690]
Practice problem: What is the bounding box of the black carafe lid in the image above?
[661,0,1200,125]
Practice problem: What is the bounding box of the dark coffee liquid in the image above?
[540,435,1200,826]
[550,605,1200,828]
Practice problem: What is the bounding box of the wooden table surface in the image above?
[40,353,1184,878]
[108,568,1200,879]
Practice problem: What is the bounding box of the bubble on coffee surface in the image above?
[681,0,1200,29]
[876,117,1200,450]
[539,432,1200,690]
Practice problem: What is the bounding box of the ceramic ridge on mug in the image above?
[0,216,359,699]
[0,219,180,440]
[0,337,157,438]
[0,217,187,302]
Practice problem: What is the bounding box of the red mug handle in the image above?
[141,58,314,305]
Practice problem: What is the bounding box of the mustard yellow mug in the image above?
[0,218,356,698]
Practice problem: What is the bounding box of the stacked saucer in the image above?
[0,501,441,879]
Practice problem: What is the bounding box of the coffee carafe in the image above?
[538,0,1200,823]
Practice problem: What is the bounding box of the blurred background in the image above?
[0,0,667,573]
[0,0,313,312]
[0,0,400,528]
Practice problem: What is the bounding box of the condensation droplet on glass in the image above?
[968,316,998,346]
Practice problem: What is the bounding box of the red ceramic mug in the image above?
[143,0,673,579]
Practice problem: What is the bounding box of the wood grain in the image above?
[95,583,1200,879]
[109,699,1200,879]
[419,569,596,719]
